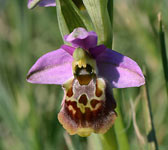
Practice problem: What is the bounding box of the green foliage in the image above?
[82,0,112,48]
[0,0,168,150]
[158,13,168,94]
[56,0,92,38]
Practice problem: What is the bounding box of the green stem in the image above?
[114,90,130,150]
[99,127,118,150]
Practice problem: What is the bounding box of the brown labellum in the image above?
[58,65,117,137]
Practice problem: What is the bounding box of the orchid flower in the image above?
[28,0,56,9]
[27,27,145,137]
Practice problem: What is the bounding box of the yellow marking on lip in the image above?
[68,105,76,115]
[97,78,106,91]
[78,105,87,113]
[94,103,102,110]
[77,128,93,137]
[62,78,73,90]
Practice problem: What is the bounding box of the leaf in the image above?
[82,0,112,48]
[0,81,32,150]
[56,0,92,40]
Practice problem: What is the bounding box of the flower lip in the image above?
[58,77,117,136]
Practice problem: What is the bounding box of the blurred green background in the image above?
[0,0,168,150]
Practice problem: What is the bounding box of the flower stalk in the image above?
[114,90,130,150]
[99,127,118,150]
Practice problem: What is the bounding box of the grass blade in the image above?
[158,13,168,95]
[141,71,159,150]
